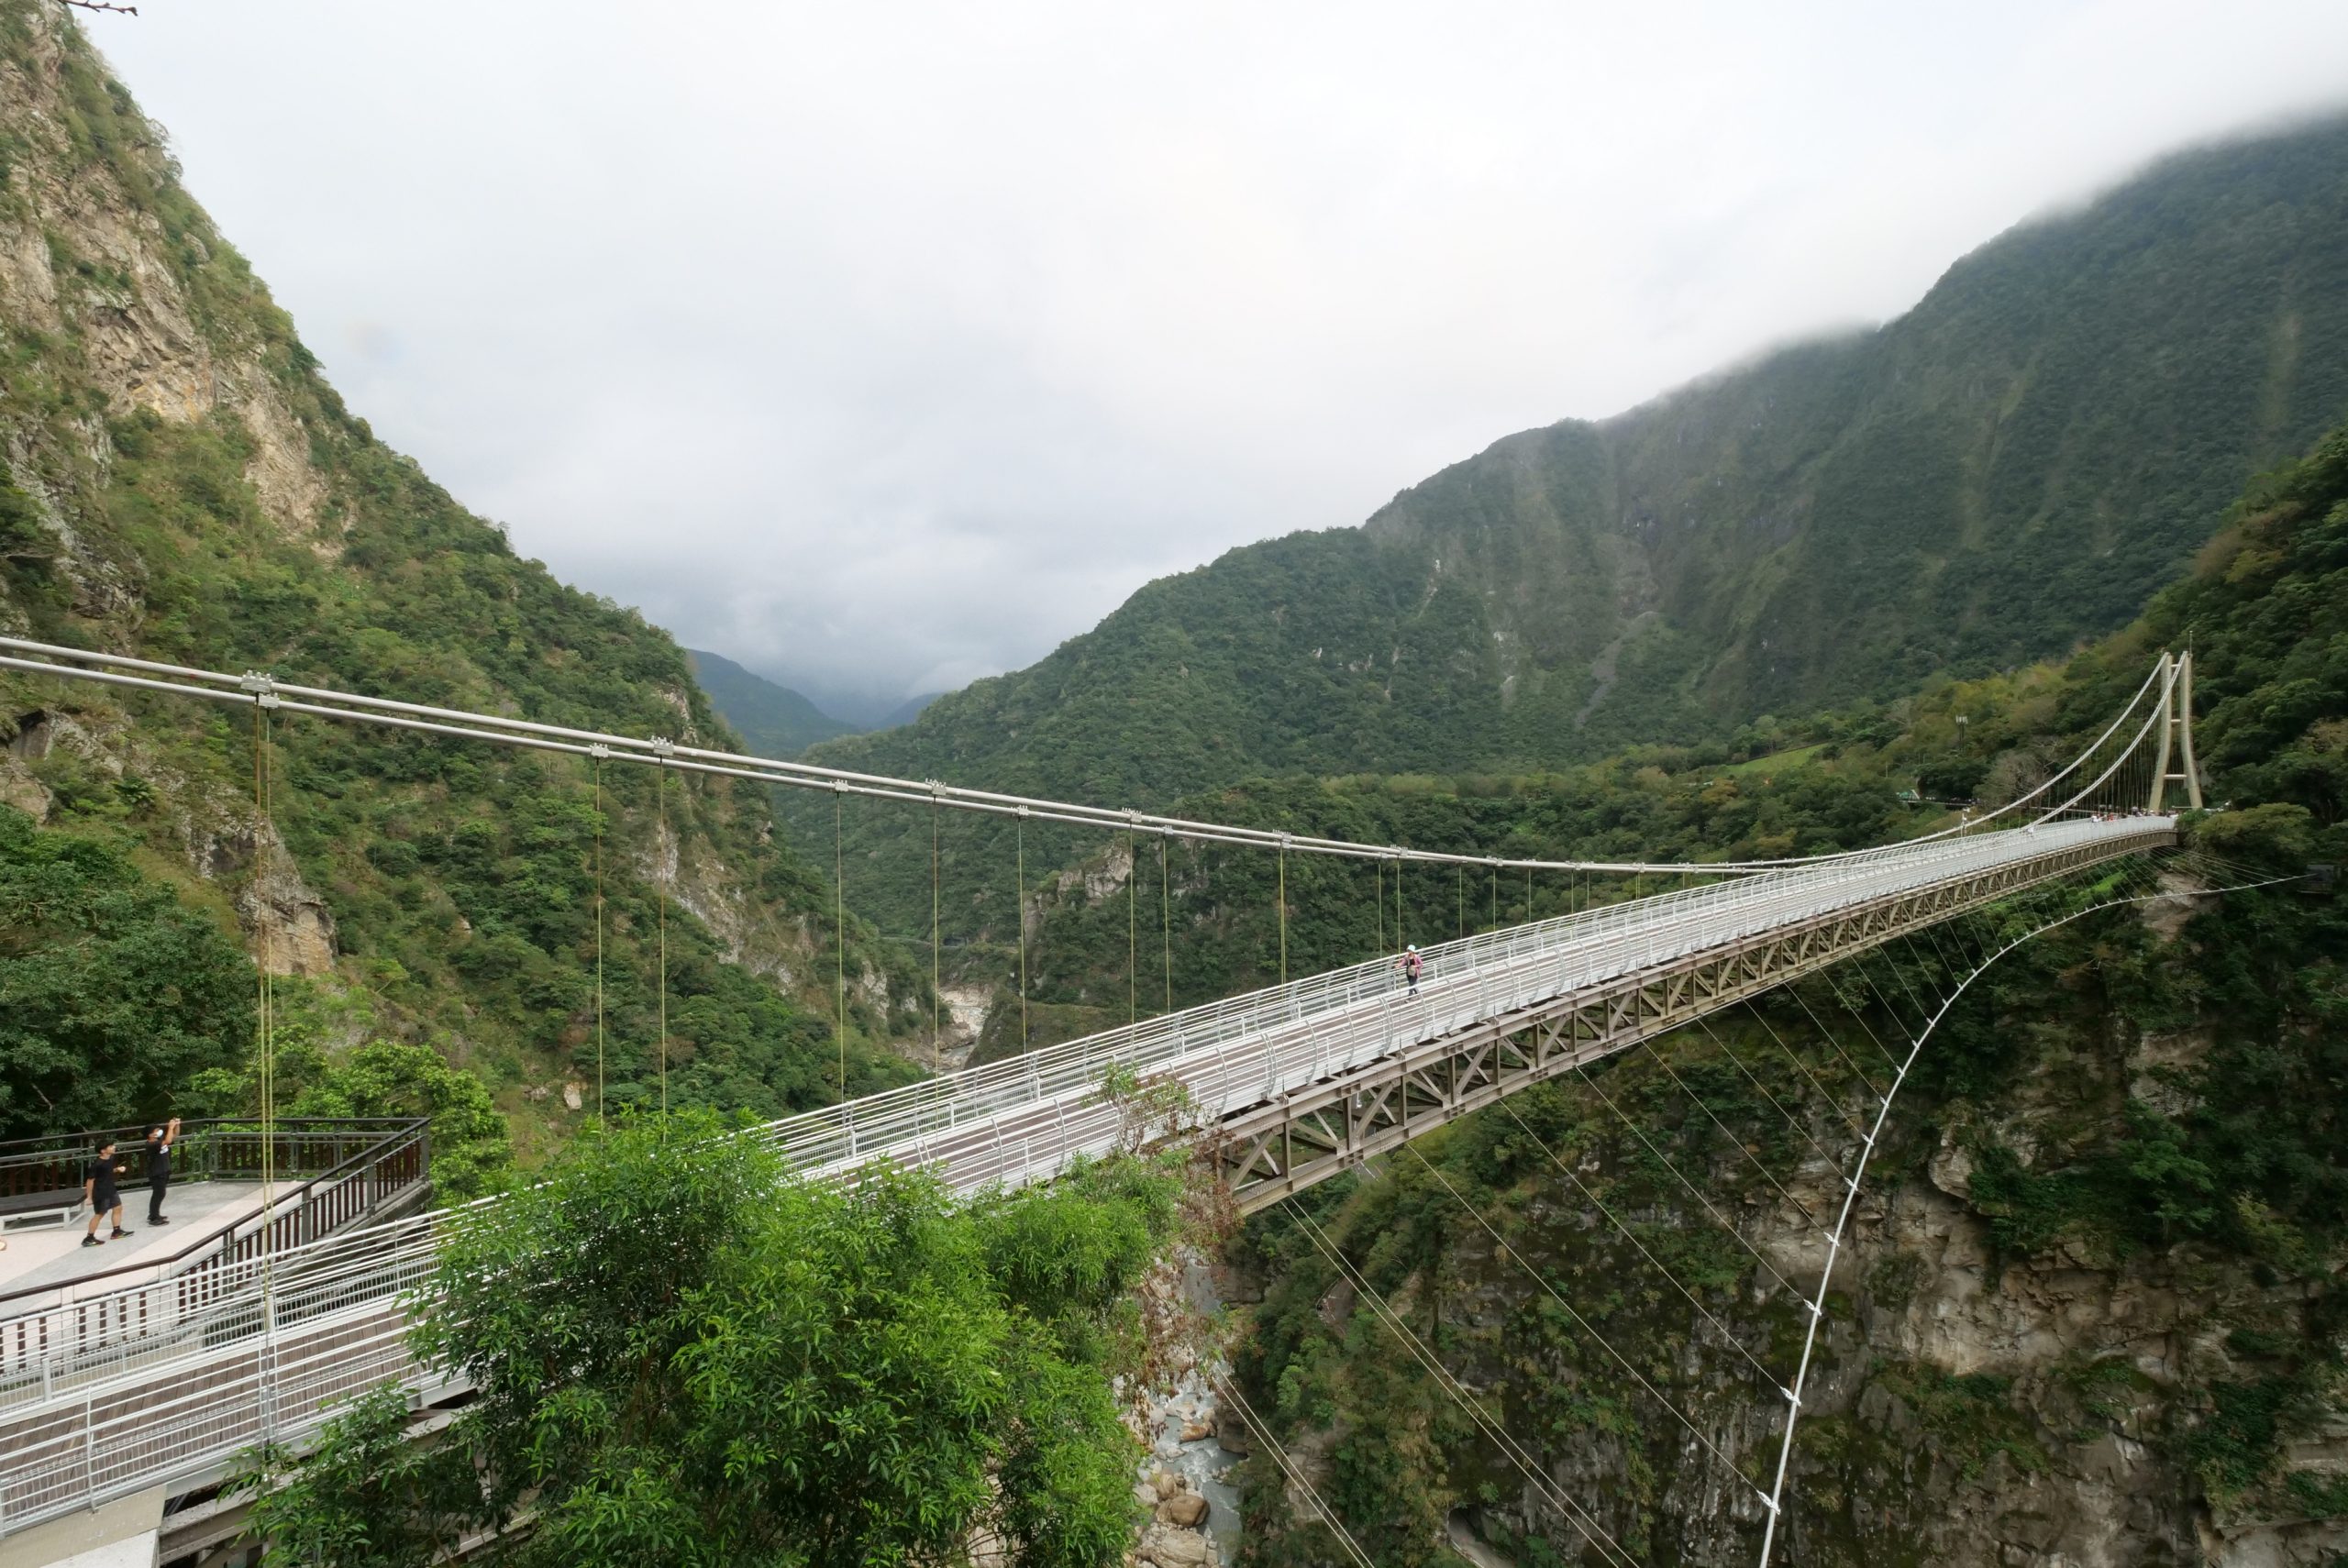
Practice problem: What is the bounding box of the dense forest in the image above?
[683,647,860,757]
[1202,429,2348,1565]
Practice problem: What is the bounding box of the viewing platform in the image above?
[0,1119,432,1401]
[0,1181,276,1303]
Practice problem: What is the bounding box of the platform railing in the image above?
[0,1120,430,1407]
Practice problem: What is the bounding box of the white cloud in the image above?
[94,0,2348,709]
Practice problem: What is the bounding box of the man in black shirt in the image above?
[82,1139,130,1248]
[146,1118,180,1225]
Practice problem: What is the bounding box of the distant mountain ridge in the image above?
[804,115,2348,816]
[685,649,861,757]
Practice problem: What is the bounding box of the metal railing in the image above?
[0,1120,416,1218]
[0,1120,429,1409]
[758,815,2171,1187]
[0,814,2167,1538]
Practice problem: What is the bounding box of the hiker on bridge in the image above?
[146,1117,180,1226]
[1397,944,1424,995]
[82,1138,129,1248]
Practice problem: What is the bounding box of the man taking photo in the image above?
[146,1117,180,1226]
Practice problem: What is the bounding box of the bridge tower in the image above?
[2147,650,2204,811]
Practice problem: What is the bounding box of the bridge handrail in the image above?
[0,815,2168,1533]
[0,1120,431,1403]
[0,1119,419,1200]
[0,819,2160,1408]
[758,817,2138,1173]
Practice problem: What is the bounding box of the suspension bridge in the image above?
[0,639,2224,1566]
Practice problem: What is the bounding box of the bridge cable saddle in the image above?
[588,744,611,761]
[650,736,675,759]
[238,670,281,709]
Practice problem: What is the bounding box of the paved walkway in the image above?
[0,1182,270,1300]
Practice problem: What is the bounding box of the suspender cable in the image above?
[594,751,606,1124]
[1015,810,1029,1052]
[657,756,670,1122]
[1127,820,1138,1027]
[1159,830,1172,1015]
[1524,865,1533,924]
[835,785,847,1102]
[249,690,280,1438]
[1456,863,1465,939]
[1277,837,1289,985]
[1375,857,1384,952]
[1489,859,1498,933]
[253,697,274,1212]
[1392,854,1402,947]
[931,790,942,1066]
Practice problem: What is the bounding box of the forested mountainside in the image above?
[685,646,859,757]
[0,5,924,1163]
[803,115,2348,863]
[1167,435,2342,1566]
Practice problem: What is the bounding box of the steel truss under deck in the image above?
[1215,823,2167,1210]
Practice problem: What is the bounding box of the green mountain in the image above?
[685,647,860,757]
[805,116,2348,827]
[0,4,924,1156]
[1213,428,2348,1568]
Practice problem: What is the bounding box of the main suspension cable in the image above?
[21,635,2022,876]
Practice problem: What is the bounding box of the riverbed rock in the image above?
[1136,1523,1214,1568]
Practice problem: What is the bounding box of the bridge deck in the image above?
[0,813,2171,1540]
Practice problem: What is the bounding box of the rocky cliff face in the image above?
[1230,887,2348,1568]
[0,2,925,1125]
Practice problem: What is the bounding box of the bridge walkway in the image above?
[0,812,2171,1541]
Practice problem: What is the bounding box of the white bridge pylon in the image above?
[0,646,2198,1545]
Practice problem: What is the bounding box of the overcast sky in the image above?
[95,2,2348,719]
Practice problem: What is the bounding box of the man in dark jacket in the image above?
[146,1117,180,1225]
[82,1139,129,1248]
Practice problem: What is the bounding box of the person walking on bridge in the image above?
[1397,944,1424,995]
[145,1117,180,1226]
[82,1138,129,1248]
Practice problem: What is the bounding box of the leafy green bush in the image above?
[238,1115,1182,1567]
